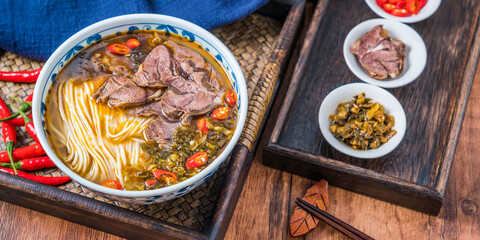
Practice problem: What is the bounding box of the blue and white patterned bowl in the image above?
[32,14,247,204]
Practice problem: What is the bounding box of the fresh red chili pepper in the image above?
[107,44,130,55]
[0,144,45,163]
[0,166,70,186]
[0,93,33,122]
[100,180,123,190]
[11,104,39,143]
[146,179,157,186]
[197,117,208,134]
[0,156,55,171]
[405,0,419,14]
[0,97,17,174]
[391,8,411,17]
[185,152,208,169]
[0,69,41,83]
[153,169,177,183]
[2,114,32,126]
[211,106,231,120]
[224,90,237,106]
[126,38,140,49]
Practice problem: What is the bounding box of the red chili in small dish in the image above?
[376,0,427,16]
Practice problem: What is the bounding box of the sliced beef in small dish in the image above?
[350,25,405,80]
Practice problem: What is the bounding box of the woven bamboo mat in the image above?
[0,14,282,232]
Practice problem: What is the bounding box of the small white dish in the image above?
[364,0,441,23]
[318,83,407,159]
[343,18,427,88]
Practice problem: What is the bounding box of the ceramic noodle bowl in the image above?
[32,14,247,204]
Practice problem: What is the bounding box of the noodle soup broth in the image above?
[45,30,238,191]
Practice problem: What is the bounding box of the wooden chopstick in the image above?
[295,198,375,240]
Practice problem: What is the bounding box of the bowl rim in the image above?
[364,0,442,23]
[318,82,407,159]
[32,13,248,198]
[343,18,427,88]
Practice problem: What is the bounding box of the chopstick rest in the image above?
[295,198,375,240]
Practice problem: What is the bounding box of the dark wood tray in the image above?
[0,2,305,240]
[263,0,480,215]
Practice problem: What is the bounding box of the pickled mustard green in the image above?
[329,93,396,150]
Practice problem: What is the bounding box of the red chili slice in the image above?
[211,106,231,120]
[126,38,140,49]
[197,117,208,134]
[101,180,123,190]
[224,90,237,106]
[107,44,130,55]
[153,169,178,183]
[146,179,157,186]
[185,152,208,169]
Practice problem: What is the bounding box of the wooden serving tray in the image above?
[0,2,305,240]
[263,0,480,215]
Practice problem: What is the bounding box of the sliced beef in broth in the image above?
[166,42,222,91]
[144,116,180,147]
[133,45,184,88]
[92,76,147,108]
[128,100,164,117]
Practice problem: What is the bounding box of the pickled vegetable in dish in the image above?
[329,93,396,150]
[45,30,237,191]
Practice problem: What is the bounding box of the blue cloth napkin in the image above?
[0,0,268,61]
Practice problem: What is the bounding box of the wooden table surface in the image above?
[1,28,480,240]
